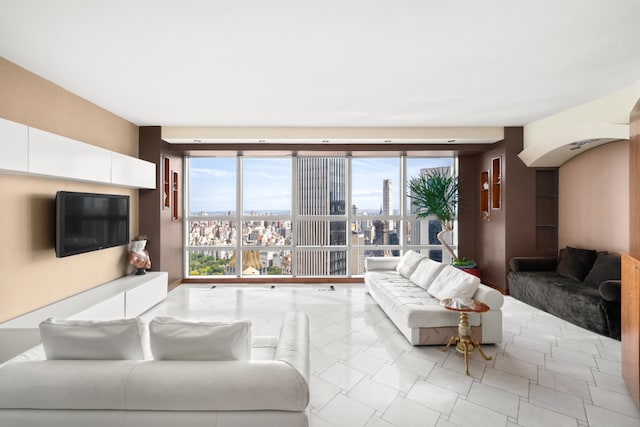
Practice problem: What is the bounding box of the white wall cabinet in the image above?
[0,117,29,172]
[0,117,155,189]
[29,127,112,184]
[111,152,156,189]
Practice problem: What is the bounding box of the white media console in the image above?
[0,272,168,362]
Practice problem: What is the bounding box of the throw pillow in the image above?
[409,259,445,291]
[427,265,480,301]
[39,318,145,360]
[556,246,597,282]
[149,316,251,361]
[395,250,424,278]
[583,253,621,288]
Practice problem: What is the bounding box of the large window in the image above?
[186,155,456,277]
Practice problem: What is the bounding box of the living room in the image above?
[1,1,640,426]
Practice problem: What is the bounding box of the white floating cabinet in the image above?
[0,117,155,189]
[111,152,156,189]
[29,127,112,184]
[0,117,29,172]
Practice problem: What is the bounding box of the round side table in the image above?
[440,298,492,375]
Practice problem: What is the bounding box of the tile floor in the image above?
[140,284,640,427]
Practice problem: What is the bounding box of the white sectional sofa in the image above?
[364,251,503,345]
[0,311,310,427]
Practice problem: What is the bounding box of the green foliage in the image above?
[453,257,477,268]
[408,168,459,223]
[267,266,283,275]
[189,253,231,276]
[189,253,283,276]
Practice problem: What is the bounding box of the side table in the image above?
[440,298,492,375]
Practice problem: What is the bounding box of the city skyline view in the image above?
[187,155,456,277]
[188,156,454,214]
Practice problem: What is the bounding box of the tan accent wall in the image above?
[630,98,640,252]
[0,58,139,323]
[559,140,630,253]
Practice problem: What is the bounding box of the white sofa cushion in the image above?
[149,317,251,361]
[39,318,145,360]
[395,250,424,278]
[427,265,480,301]
[409,258,445,290]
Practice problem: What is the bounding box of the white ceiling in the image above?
[1,0,640,129]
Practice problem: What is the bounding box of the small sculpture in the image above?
[129,235,151,275]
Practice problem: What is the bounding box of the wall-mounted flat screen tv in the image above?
[55,191,130,258]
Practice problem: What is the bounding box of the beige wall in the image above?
[559,140,630,253]
[0,58,139,323]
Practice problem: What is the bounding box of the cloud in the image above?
[190,167,234,178]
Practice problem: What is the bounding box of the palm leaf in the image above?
[407,168,459,223]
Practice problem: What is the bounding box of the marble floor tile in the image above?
[320,362,367,391]
[142,285,640,426]
[587,384,640,420]
[382,396,441,427]
[311,349,340,373]
[426,366,474,395]
[584,403,640,427]
[537,368,591,400]
[448,398,509,427]
[310,374,342,410]
[392,351,436,377]
[482,367,530,397]
[372,364,420,394]
[466,381,520,418]
[493,354,538,380]
[343,350,388,376]
[348,377,399,412]
[529,383,587,421]
[517,400,577,427]
[406,379,459,414]
[317,393,376,427]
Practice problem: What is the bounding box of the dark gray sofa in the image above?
[507,247,621,339]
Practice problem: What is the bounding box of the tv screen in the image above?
[55,191,130,258]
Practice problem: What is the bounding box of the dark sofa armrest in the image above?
[599,280,621,302]
[509,257,558,272]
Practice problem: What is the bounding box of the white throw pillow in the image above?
[149,317,251,361]
[409,258,446,290]
[427,265,480,301]
[395,250,424,278]
[39,318,145,360]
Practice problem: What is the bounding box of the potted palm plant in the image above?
[407,168,476,268]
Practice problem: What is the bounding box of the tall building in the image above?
[296,158,347,275]
[382,179,394,231]
[350,230,365,275]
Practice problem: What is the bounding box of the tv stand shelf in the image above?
[0,272,168,362]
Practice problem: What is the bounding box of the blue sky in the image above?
[188,156,454,214]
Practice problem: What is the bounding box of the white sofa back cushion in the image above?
[39,318,145,360]
[427,265,480,301]
[149,317,251,361]
[409,258,446,290]
[395,250,424,278]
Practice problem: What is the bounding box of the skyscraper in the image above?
[296,158,346,276]
[382,178,394,231]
